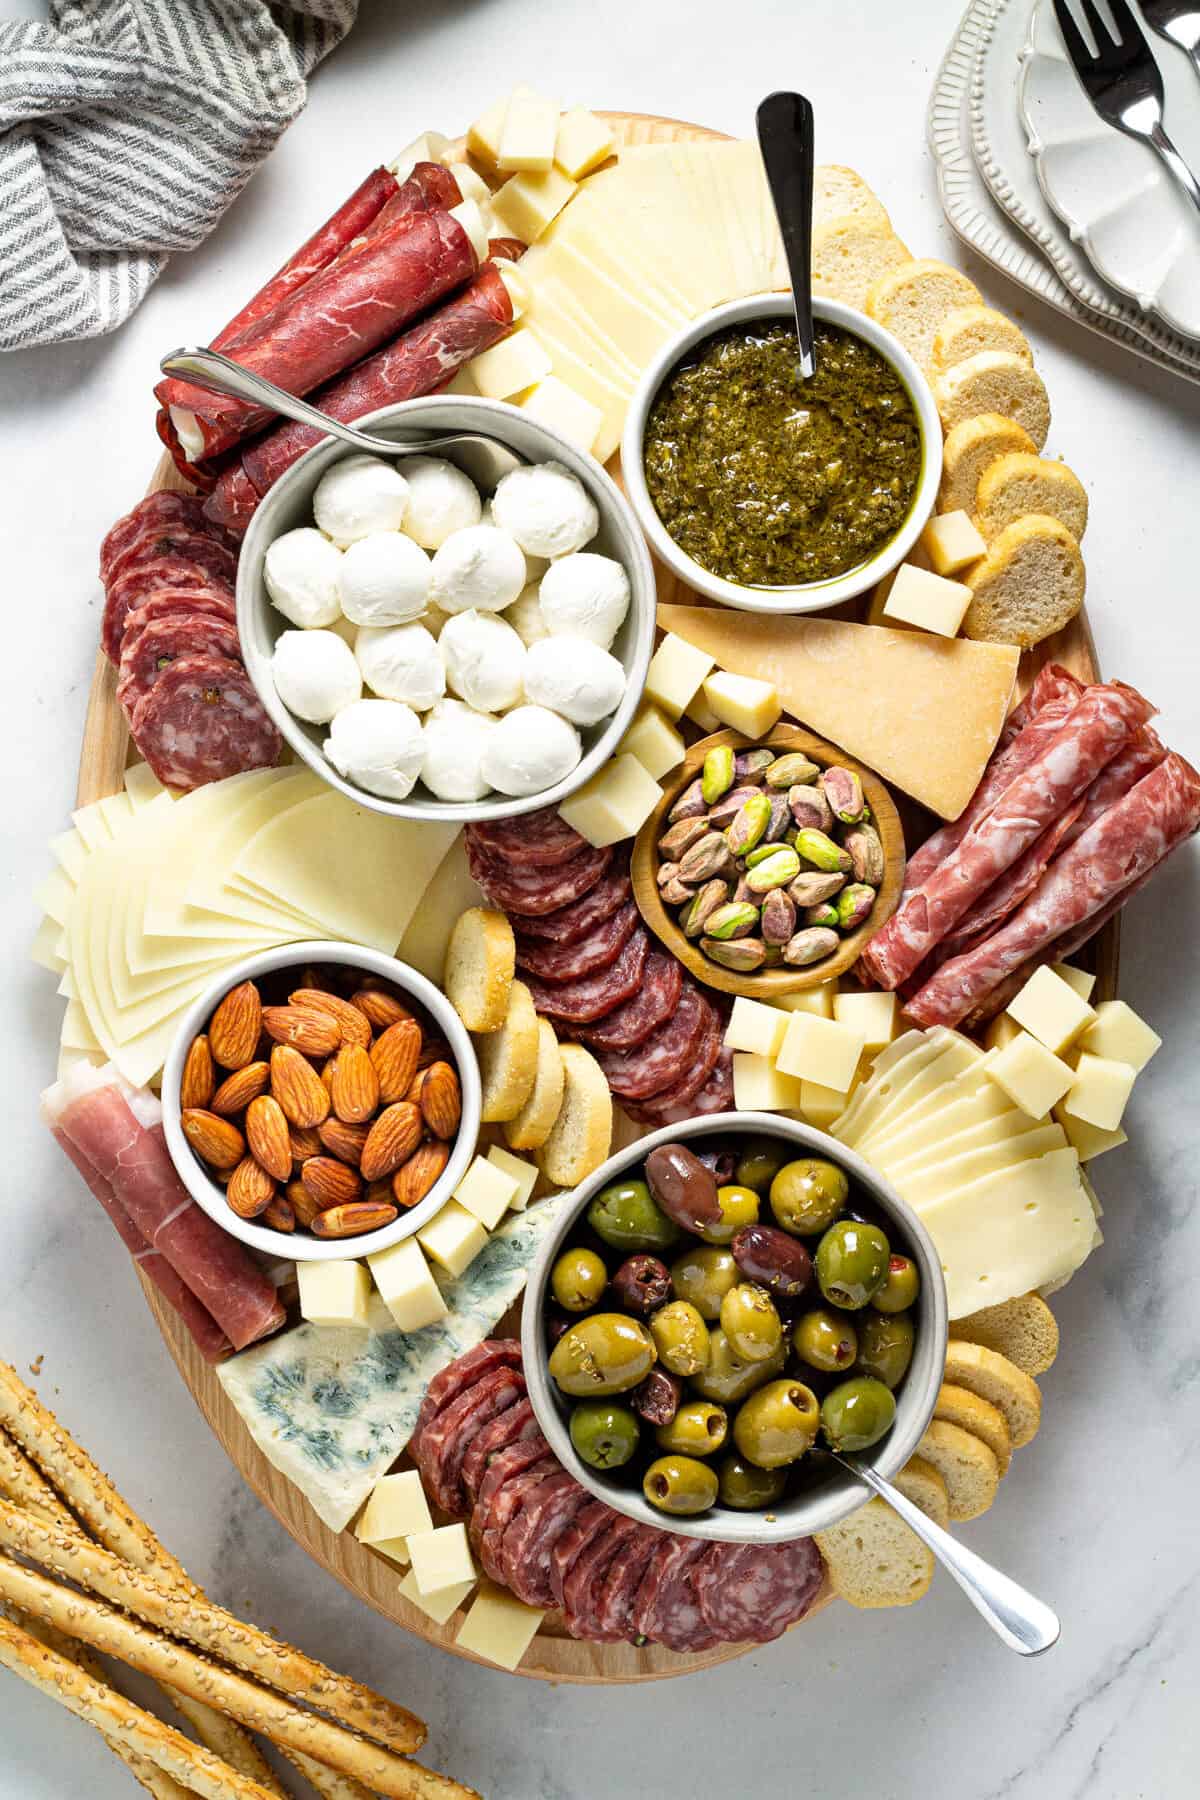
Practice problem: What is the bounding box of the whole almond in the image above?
[311,1200,398,1239]
[285,1178,321,1229]
[209,982,262,1070]
[226,1156,275,1219]
[262,1194,296,1233]
[360,1102,423,1182]
[262,1004,341,1059]
[288,1124,324,1165]
[211,1061,270,1117]
[270,1045,330,1129]
[180,1035,215,1111]
[415,1061,461,1140]
[392,1139,450,1209]
[332,1044,380,1123]
[318,1116,370,1165]
[301,1155,362,1208]
[320,1054,338,1095]
[291,989,372,1051]
[245,1095,293,1182]
[351,987,413,1032]
[370,1020,422,1104]
[182,1109,245,1171]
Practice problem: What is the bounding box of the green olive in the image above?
[820,1376,896,1452]
[642,1454,718,1516]
[548,1313,656,1397]
[719,1282,783,1364]
[735,1138,789,1195]
[694,1183,761,1246]
[854,1310,915,1389]
[769,1158,850,1236]
[669,1245,739,1321]
[649,1300,711,1377]
[716,1453,787,1511]
[732,1379,821,1469]
[586,1179,682,1254]
[872,1254,920,1313]
[568,1400,640,1470]
[792,1307,859,1373]
[550,1246,607,1312]
[815,1219,890,1310]
[691,1328,786,1404]
[655,1399,728,1457]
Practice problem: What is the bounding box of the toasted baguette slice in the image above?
[963,513,1084,648]
[933,351,1050,450]
[502,1017,564,1151]
[932,304,1033,375]
[942,1340,1042,1447]
[935,1382,1012,1477]
[865,259,983,370]
[975,452,1089,542]
[444,907,514,1034]
[950,1293,1059,1376]
[815,1496,934,1609]
[815,165,891,232]
[535,1043,612,1187]
[917,1420,999,1521]
[939,412,1037,513]
[475,979,539,1123]
[811,216,911,311]
[894,1454,950,1530]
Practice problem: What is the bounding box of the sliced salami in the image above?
[694,1539,824,1644]
[467,809,586,869]
[128,654,281,793]
[102,559,236,664]
[413,1339,523,1456]
[499,1470,590,1607]
[461,1397,539,1506]
[109,528,239,592]
[631,1536,706,1644]
[121,589,238,646]
[625,1038,733,1128]
[593,980,710,1101]
[651,1558,721,1654]
[480,1458,556,1583]
[417,1367,526,1519]
[99,494,222,583]
[508,864,633,946]
[515,903,639,984]
[593,1525,662,1642]
[465,838,613,917]
[564,1515,643,1641]
[550,1500,614,1609]
[523,928,649,1024]
[470,1435,550,1551]
[117,613,243,718]
[579,950,683,1052]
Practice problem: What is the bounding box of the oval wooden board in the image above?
[75,110,1116,1684]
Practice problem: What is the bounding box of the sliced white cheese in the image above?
[71,801,113,852]
[838,1031,983,1149]
[888,1120,1068,1199]
[33,867,75,929]
[124,762,166,809]
[396,835,484,986]
[48,830,86,883]
[30,915,67,975]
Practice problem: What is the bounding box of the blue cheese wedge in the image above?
[216,1199,563,1531]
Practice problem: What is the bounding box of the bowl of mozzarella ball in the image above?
[236,398,656,821]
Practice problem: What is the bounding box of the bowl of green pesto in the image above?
[622,295,943,614]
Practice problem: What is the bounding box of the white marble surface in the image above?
[2,1,1198,1795]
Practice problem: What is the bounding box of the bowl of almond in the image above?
[161,942,481,1260]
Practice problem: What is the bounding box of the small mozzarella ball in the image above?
[421,698,498,802]
[491,460,599,559]
[396,455,481,549]
[539,552,631,649]
[481,705,581,797]
[430,525,526,615]
[355,623,445,710]
[523,635,627,726]
[324,698,424,800]
[272,629,361,724]
[264,528,343,628]
[439,609,526,713]
[481,498,548,583]
[337,531,431,626]
[313,454,409,546]
[507,584,550,647]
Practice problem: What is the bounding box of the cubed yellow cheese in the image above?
[520,376,603,453]
[485,1145,538,1212]
[732,1053,804,1113]
[1053,1103,1128,1162]
[685,690,722,733]
[725,996,788,1059]
[454,1155,520,1229]
[1053,962,1096,1002]
[417,1201,489,1278]
[408,1523,476,1596]
[389,131,452,180]
[467,88,534,168]
[491,167,577,244]
[645,633,714,719]
[776,1013,866,1093]
[986,1032,1075,1119]
[558,754,661,848]
[469,330,552,400]
[882,563,972,637]
[497,91,560,172]
[920,510,987,576]
[367,1238,448,1332]
[771,980,838,1019]
[799,1077,853,1130]
[833,990,897,1054]
[399,1567,476,1626]
[455,1580,546,1670]
[1062,1053,1136,1132]
[702,671,782,739]
[554,107,615,179]
[296,1260,371,1330]
[366,1537,410,1568]
[1006,964,1096,1055]
[1079,1000,1160,1071]
[355,1470,432,1546]
[984,1011,1022,1054]
[620,706,686,781]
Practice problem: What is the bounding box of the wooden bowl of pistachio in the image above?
[631,724,906,999]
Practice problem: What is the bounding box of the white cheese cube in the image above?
[554,108,615,180]
[833,990,897,1054]
[725,997,788,1059]
[1078,1000,1161,1071]
[454,1155,520,1229]
[732,1053,804,1113]
[296,1260,371,1330]
[799,1077,853,1130]
[388,131,452,180]
[984,1011,1022,1054]
[497,91,560,172]
[702,671,782,739]
[1062,1053,1136,1132]
[418,1201,490,1278]
[367,1537,410,1568]
[469,330,553,401]
[644,633,714,719]
[882,563,972,637]
[1053,962,1096,1002]
[776,1013,866,1093]
[520,376,603,454]
[920,510,987,576]
[367,1238,448,1332]
[1053,1104,1128,1162]
[467,88,533,169]
[771,981,838,1019]
[986,1032,1075,1119]
[684,690,722,733]
[1006,964,1096,1055]
[619,706,686,781]
[485,1145,538,1212]
[355,1470,432,1546]
[400,1567,476,1626]
[491,167,576,243]
[409,1522,476,1596]
[441,366,480,397]
[455,1580,546,1670]
[558,754,661,849]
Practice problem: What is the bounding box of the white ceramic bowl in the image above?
[237,396,656,822]
[161,941,481,1262]
[621,295,943,614]
[521,1113,948,1544]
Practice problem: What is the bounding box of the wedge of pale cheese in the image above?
[656,607,1019,821]
[837,1031,984,1149]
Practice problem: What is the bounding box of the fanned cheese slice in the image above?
[855,1055,1002,1157]
[887,1120,1068,1196]
[124,762,166,809]
[396,835,483,985]
[71,801,113,851]
[30,915,67,974]
[836,1031,979,1148]
[48,830,86,883]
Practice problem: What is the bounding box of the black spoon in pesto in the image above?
[756,90,816,378]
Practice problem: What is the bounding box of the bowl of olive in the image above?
[520,1114,948,1544]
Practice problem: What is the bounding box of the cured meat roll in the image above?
[128,654,280,792]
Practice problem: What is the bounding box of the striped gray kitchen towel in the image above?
[0,1,358,352]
